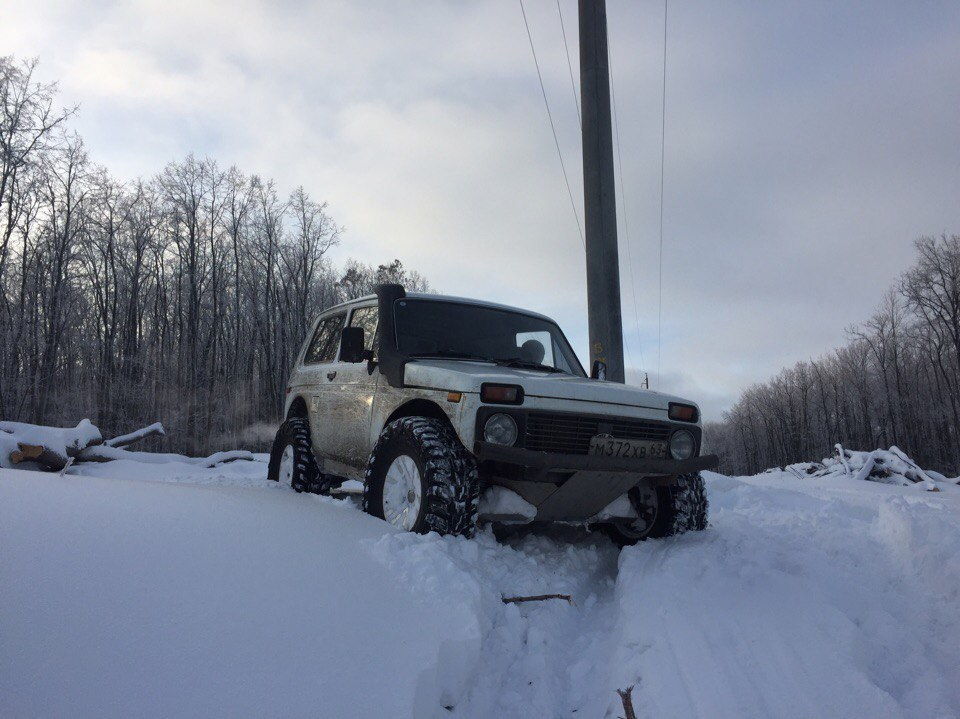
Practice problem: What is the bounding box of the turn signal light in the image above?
[480,383,524,405]
[669,403,698,422]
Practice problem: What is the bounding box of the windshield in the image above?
[394,299,586,376]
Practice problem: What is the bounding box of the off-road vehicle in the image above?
[268,284,718,544]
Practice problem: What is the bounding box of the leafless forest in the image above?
[3,56,956,472]
[708,234,960,477]
[0,57,427,452]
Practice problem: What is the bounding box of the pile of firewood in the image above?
[0,420,253,472]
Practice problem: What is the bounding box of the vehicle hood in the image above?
[403,360,695,414]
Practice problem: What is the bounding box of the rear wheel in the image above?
[363,417,479,536]
[605,473,708,546]
[267,417,322,493]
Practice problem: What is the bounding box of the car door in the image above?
[299,310,348,464]
[319,303,381,473]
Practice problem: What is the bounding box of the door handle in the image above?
[326,371,337,381]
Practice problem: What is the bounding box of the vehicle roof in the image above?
[318,291,557,324]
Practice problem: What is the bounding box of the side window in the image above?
[349,306,379,358]
[304,312,346,364]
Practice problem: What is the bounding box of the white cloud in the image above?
[2,0,959,421]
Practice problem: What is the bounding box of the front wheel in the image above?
[267,417,322,493]
[363,417,479,536]
[604,473,708,546]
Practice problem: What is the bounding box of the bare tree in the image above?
[0,56,432,453]
[716,235,960,477]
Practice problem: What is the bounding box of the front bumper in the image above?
[474,440,719,478]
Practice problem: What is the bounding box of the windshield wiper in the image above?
[495,357,567,374]
[408,350,496,362]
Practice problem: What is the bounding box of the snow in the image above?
[478,485,537,521]
[0,466,476,718]
[2,459,959,718]
[335,478,365,493]
[77,444,255,466]
[0,431,19,469]
[589,492,637,522]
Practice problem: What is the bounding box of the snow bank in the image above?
[605,471,960,718]
[0,469,478,718]
[4,455,960,718]
[78,444,254,466]
[66,454,272,487]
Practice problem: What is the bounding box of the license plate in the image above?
[588,435,667,460]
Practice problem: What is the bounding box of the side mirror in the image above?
[591,360,607,380]
[340,326,365,363]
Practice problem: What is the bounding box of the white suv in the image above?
[268,284,717,544]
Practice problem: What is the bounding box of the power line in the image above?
[519,0,584,248]
[607,32,646,375]
[657,0,668,387]
[556,0,581,129]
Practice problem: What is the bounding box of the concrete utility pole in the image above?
[579,0,625,383]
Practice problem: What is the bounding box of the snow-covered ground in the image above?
[2,458,959,718]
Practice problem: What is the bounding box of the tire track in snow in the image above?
[373,474,960,719]
[370,528,625,718]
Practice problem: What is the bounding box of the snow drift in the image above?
[2,454,959,717]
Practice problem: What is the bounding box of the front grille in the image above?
[524,412,671,455]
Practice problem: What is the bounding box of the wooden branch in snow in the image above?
[501,593,574,606]
[76,445,254,467]
[105,422,166,448]
[616,686,638,719]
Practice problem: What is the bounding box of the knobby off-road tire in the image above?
[363,417,480,537]
[267,417,323,493]
[605,472,708,547]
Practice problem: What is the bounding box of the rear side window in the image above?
[304,312,346,364]
[349,306,379,358]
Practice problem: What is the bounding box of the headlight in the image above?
[670,429,696,460]
[484,413,518,446]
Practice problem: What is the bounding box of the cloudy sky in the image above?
[4,0,959,419]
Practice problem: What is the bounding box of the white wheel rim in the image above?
[621,487,659,537]
[278,445,295,488]
[382,455,422,531]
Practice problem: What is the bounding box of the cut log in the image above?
[0,419,102,470]
[10,442,69,470]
